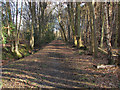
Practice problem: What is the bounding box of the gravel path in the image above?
[1,40,119,88]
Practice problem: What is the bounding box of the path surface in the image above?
[2,40,119,88]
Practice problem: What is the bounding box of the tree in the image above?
[105,2,113,64]
[100,3,105,48]
[67,3,71,42]
[15,1,22,57]
[89,2,98,58]
[118,2,120,66]
[58,15,67,42]
[29,2,35,50]
[6,2,15,52]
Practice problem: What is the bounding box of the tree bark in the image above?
[100,3,105,48]
[67,3,71,42]
[85,10,89,46]
[15,1,22,57]
[38,2,41,47]
[105,2,113,64]
[17,2,23,44]
[118,2,120,67]
[59,20,67,42]
[89,1,98,58]
[70,3,76,45]
[75,3,79,48]
[29,2,35,50]
[6,2,14,51]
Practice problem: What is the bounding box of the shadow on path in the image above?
[2,40,119,88]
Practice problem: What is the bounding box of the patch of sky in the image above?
[80,3,85,7]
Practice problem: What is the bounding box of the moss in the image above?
[18,44,31,57]
[2,44,31,60]
[2,51,15,60]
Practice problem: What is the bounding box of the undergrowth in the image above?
[2,44,32,61]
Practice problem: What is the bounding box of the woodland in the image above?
[1,0,120,88]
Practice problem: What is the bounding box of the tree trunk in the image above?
[6,2,11,37]
[70,3,75,45]
[85,10,89,46]
[75,3,79,48]
[6,2,14,51]
[17,2,23,44]
[100,4,105,48]
[118,2,120,67]
[110,3,117,48]
[105,2,113,64]
[38,2,41,47]
[67,3,71,42]
[100,15,105,48]
[33,2,38,48]
[89,1,98,58]
[15,1,22,57]
[29,2,35,50]
[59,21,67,42]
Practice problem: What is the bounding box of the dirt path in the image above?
[1,40,119,88]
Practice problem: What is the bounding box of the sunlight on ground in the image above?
[2,40,119,88]
[2,67,111,88]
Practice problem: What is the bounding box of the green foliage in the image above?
[2,47,18,60]
[41,30,55,44]
[2,23,16,44]
[2,37,7,44]
[10,23,16,32]
[19,44,31,56]
[2,28,8,44]
[2,44,31,60]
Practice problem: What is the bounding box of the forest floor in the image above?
[1,40,120,88]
